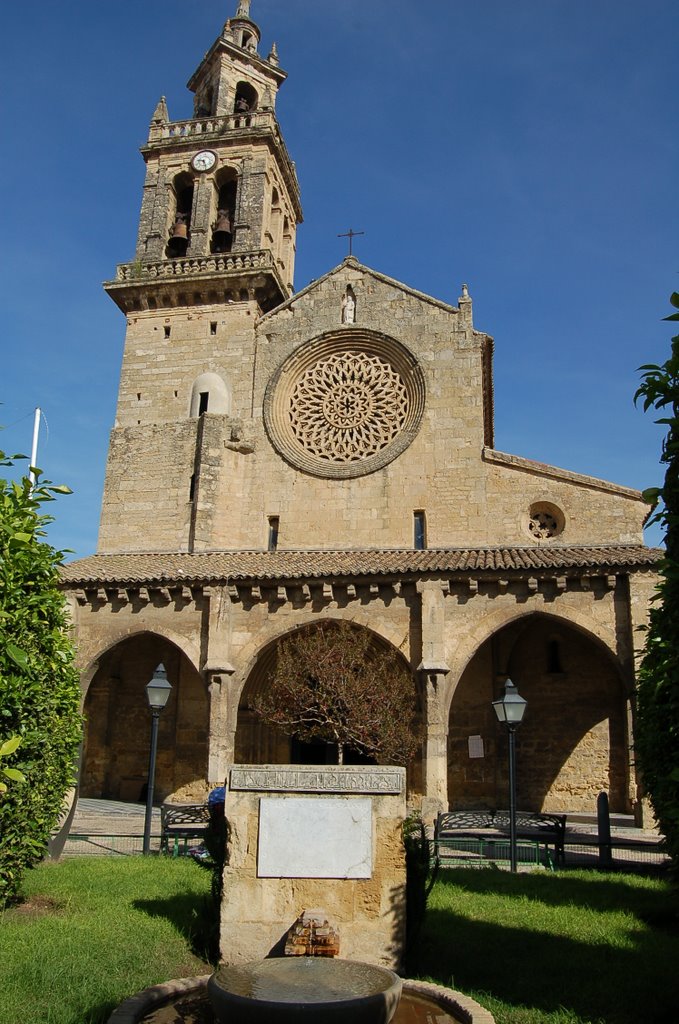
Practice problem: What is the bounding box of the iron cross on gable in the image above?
[338,228,365,257]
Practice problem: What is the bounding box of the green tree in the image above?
[252,620,420,765]
[634,290,679,867]
[0,449,83,904]
[0,736,25,793]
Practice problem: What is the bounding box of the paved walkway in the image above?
[58,798,669,868]
[59,798,162,856]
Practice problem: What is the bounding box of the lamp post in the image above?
[142,663,172,855]
[492,678,527,873]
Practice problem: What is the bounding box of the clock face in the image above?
[192,150,217,172]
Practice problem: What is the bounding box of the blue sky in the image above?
[2,0,676,556]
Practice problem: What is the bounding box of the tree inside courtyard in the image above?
[252,620,420,765]
[634,290,679,868]
[0,449,82,904]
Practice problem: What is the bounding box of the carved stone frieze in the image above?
[228,764,405,794]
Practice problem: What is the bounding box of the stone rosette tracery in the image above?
[264,331,426,478]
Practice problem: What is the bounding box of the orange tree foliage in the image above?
[252,621,420,765]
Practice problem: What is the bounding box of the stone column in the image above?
[144,166,171,260]
[625,571,660,827]
[207,672,233,784]
[204,586,235,785]
[188,174,213,256]
[416,582,450,821]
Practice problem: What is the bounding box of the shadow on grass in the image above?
[133,884,219,966]
[436,865,679,916]
[409,872,679,1024]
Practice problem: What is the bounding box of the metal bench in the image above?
[434,809,567,869]
[160,802,209,857]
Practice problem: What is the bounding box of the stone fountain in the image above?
[106,765,496,1024]
[207,956,402,1024]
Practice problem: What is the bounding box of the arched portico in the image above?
[81,631,208,803]
[446,611,630,813]
[233,620,423,791]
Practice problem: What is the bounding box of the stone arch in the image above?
[80,630,208,803]
[211,166,239,254]
[189,372,231,417]
[78,625,202,695]
[230,610,412,713]
[234,81,258,118]
[442,603,620,718]
[445,609,630,814]
[166,171,193,258]
[233,618,422,785]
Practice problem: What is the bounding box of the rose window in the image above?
[527,503,565,540]
[289,352,409,463]
[263,330,426,479]
[529,511,558,539]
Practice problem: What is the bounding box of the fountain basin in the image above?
[207,957,402,1024]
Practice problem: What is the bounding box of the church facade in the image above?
[61,2,659,821]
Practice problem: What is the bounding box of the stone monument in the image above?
[219,764,407,968]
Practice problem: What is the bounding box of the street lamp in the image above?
[492,678,527,873]
[142,663,172,855]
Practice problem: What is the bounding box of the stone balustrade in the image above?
[115,250,273,282]
[154,110,276,141]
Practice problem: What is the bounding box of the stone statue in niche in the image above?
[341,287,356,324]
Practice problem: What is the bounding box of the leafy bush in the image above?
[0,735,25,792]
[0,450,83,904]
[403,812,437,955]
[634,291,679,868]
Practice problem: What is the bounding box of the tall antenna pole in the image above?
[29,407,41,487]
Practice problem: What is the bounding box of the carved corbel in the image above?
[417,662,451,690]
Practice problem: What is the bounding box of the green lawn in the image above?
[0,857,213,1024]
[409,867,679,1024]
[3,859,678,1024]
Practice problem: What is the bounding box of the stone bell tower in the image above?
[98,2,302,554]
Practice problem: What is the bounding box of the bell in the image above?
[167,216,189,256]
[212,210,233,253]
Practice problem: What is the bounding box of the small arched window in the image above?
[189,373,231,417]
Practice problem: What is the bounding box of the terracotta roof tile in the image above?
[59,545,662,587]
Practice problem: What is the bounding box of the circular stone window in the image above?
[263,330,426,478]
[527,502,565,540]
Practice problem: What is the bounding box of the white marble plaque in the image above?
[257,797,372,879]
